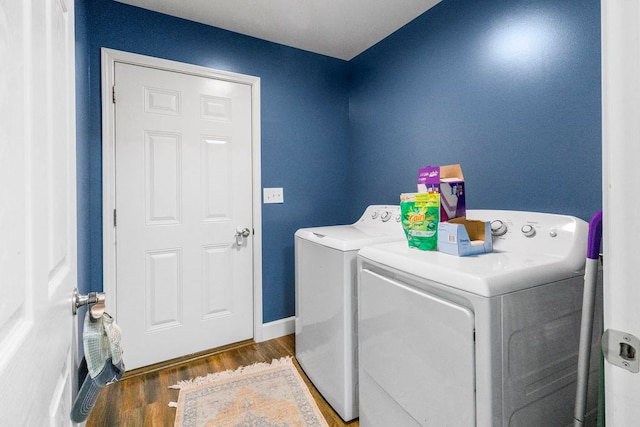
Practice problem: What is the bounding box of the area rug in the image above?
[169,356,329,427]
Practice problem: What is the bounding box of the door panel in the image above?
[0,0,77,424]
[145,131,182,225]
[114,62,254,369]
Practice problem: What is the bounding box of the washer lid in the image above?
[358,241,586,297]
[295,225,404,251]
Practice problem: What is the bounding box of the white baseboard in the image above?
[258,316,295,342]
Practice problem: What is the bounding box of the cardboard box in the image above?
[417,164,465,221]
[437,217,492,256]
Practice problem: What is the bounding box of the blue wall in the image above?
[78,0,352,322]
[75,0,90,297]
[76,0,602,325]
[349,0,601,222]
[74,0,91,365]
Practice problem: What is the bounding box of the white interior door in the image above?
[0,0,77,425]
[114,62,254,369]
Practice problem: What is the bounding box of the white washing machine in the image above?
[357,210,602,427]
[295,205,405,421]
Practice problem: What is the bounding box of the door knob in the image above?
[234,227,251,245]
[235,227,251,238]
[72,288,106,315]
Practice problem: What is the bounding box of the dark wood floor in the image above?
[87,334,359,427]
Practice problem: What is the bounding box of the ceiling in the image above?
[115,0,442,60]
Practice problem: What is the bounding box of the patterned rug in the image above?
[169,356,329,427]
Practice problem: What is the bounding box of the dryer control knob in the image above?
[381,211,392,222]
[521,224,536,237]
[490,220,508,236]
[371,211,379,219]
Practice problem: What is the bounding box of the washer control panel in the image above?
[357,205,402,227]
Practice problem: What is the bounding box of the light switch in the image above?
[263,187,284,204]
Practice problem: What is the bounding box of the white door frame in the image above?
[602,1,640,424]
[100,48,264,343]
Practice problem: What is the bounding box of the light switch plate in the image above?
[263,187,284,204]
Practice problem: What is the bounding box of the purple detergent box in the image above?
[417,164,465,221]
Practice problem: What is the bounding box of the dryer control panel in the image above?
[466,209,588,260]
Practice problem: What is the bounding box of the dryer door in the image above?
[359,268,476,426]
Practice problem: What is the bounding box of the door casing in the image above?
[100,48,264,343]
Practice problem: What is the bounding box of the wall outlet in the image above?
[263,187,284,204]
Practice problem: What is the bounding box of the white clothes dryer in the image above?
[295,205,405,421]
[357,210,602,427]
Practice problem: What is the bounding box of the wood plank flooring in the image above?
[87,334,359,427]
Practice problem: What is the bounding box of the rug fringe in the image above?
[168,356,293,390]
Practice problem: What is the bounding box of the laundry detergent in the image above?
[400,192,440,251]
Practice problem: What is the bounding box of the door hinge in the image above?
[112,85,116,103]
[113,209,117,227]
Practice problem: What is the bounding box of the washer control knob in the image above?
[395,213,401,222]
[490,220,508,236]
[371,211,379,219]
[521,224,536,237]
[381,211,392,222]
